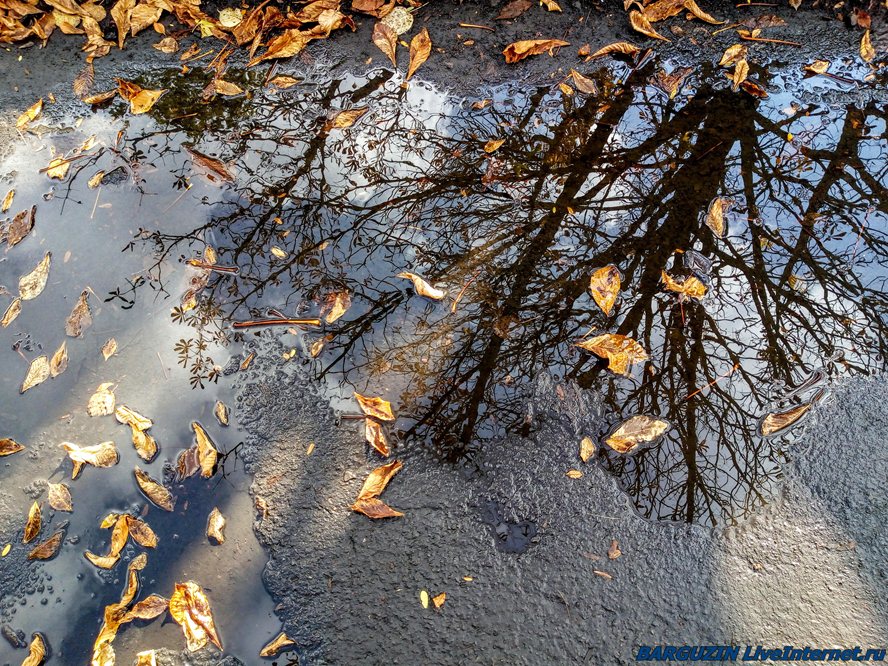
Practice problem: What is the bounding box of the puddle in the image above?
[0,50,886,661]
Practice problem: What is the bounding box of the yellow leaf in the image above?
[1,544,10,557]
[629,10,670,41]
[682,0,723,24]
[46,157,70,180]
[214,400,230,426]
[1,189,13,212]
[420,589,429,608]
[23,501,41,543]
[540,0,562,11]
[115,404,153,430]
[380,6,413,34]
[131,426,158,461]
[248,29,311,66]
[589,265,621,316]
[19,251,52,300]
[192,421,218,478]
[406,27,431,80]
[860,30,874,63]
[60,441,119,479]
[268,75,301,89]
[47,483,73,512]
[575,333,648,375]
[503,38,569,63]
[661,271,707,301]
[66,290,92,337]
[50,341,68,377]
[0,438,25,456]
[559,82,574,96]
[587,41,640,60]
[325,107,369,131]
[605,415,670,453]
[87,383,116,417]
[124,595,169,622]
[718,43,747,67]
[21,356,51,394]
[213,79,244,96]
[207,507,226,544]
[134,467,174,511]
[101,337,118,360]
[354,393,396,421]
[135,650,158,666]
[364,418,390,456]
[126,515,158,548]
[322,291,351,323]
[579,436,596,462]
[432,592,446,608]
[16,99,43,129]
[803,59,830,75]
[566,469,583,479]
[22,633,46,666]
[705,196,731,237]
[259,632,296,658]
[484,138,505,153]
[351,460,404,518]
[116,79,166,114]
[27,530,64,560]
[760,403,811,436]
[731,58,749,91]
[169,581,223,652]
[396,271,446,300]
[110,0,135,49]
[1,297,22,328]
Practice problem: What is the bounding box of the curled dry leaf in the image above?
[605,415,670,453]
[364,418,390,456]
[101,338,118,360]
[268,75,300,89]
[760,403,811,436]
[16,99,43,129]
[579,436,596,462]
[21,356,50,394]
[185,146,234,182]
[50,341,68,377]
[322,291,351,324]
[8,205,36,248]
[705,196,731,237]
[125,595,169,621]
[116,79,166,114]
[91,552,148,661]
[397,271,446,300]
[19,252,51,300]
[372,21,398,67]
[214,400,230,426]
[575,333,648,375]
[169,581,223,652]
[731,58,749,91]
[134,467,174,511]
[28,530,64,560]
[569,69,598,94]
[87,382,116,417]
[718,43,747,67]
[22,633,46,666]
[661,271,707,301]
[192,421,219,478]
[503,38,569,63]
[131,426,158,462]
[126,516,157,548]
[629,10,669,42]
[325,106,369,131]
[66,290,92,337]
[683,0,722,24]
[206,507,226,544]
[115,405,153,430]
[61,441,119,479]
[608,539,622,559]
[588,41,640,60]
[484,138,505,153]
[1,189,12,212]
[0,438,25,456]
[803,59,830,75]
[351,459,403,518]
[860,30,874,63]
[1,297,22,328]
[406,27,431,80]
[589,265,621,316]
[23,501,41,543]
[47,482,73,511]
[354,392,395,421]
[541,0,562,10]
[259,632,296,658]
[566,469,583,479]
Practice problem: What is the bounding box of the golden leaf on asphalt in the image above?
[269,75,301,89]
[540,0,562,11]
[22,633,46,666]
[351,497,404,518]
[351,460,403,518]
[134,467,174,511]
[73,62,95,98]
[101,338,118,360]
[46,158,70,180]
[47,483,73,511]
[406,27,431,80]
[354,392,395,421]
[629,10,669,41]
[19,252,52,300]
[661,271,707,301]
[206,507,225,544]
[154,36,179,53]
[705,196,731,237]
[214,400,230,426]
[115,405,152,430]
[502,38,569,63]
[608,539,622,559]
[1,544,10,556]
[579,436,596,462]
[484,138,505,153]
[569,69,598,94]
[566,469,583,479]
[1,189,13,212]
[731,58,749,91]
[322,291,351,324]
[259,632,296,658]
[125,595,169,621]
[23,502,41,543]
[126,516,158,548]
[1,297,22,328]
[588,41,640,60]
[589,265,621,316]
[718,43,747,67]
[760,403,811,436]
[50,341,68,377]
[16,99,43,129]
[131,426,158,462]
[66,290,92,337]
[135,650,158,666]
[420,589,429,608]
[396,271,446,300]
[61,441,119,479]
[575,333,648,375]
[8,205,36,247]
[860,30,874,63]
[116,79,166,115]
[803,59,830,75]
[169,581,223,652]
[28,530,64,560]
[0,438,25,456]
[192,421,218,478]
[325,106,369,131]
[21,356,50,393]
[432,592,446,608]
[213,79,244,96]
[87,383,116,417]
[364,418,390,456]
[683,0,722,24]
[605,415,670,453]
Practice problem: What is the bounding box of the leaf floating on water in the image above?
[608,539,622,559]
[605,415,670,454]
[28,530,64,560]
[191,421,218,478]
[324,106,369,131]
[8,205,36,248]
[432,592,446,608]
[1,189,13,212]
[19,252,51,300]
[351,459,403,519]
[268,75,301,89]
[354,392,395,421]
[484,138,505,153]
[214,400,230,426]
[705,196,731,237]
[66,290,92,337]
[661,271,707,301]
[61,441,119,479]
[185,146,234,182]
[23,501,41,543]
[760,403,811,436]
[45,158,70,180]
[87,383,116,417]
[588,41,640,60]
[396,271,446,300]
[85,551,120,570]
[22,633,46,666]
[21,356,50,393]
[73,62,95,98]
[135,650,158,666]
[116,78,166,115]
[629,10,670,41]
[579,436,596,462]
[126,516,158,548]
[50,341,68,377]
[406,27,431,80]
[101,338,118,360]
[134,467,174,511]
[1,297,22,328]
[364,418,390,456]
[16,99,43,129]
[589,265,621,316]
[718,43,747,67]
[131,426,158,462]
[322,291,351,324]
[125,595,169,622]
[0,438,25,456]
[569,69,598,94]
[860,30,874,63]
[575,333,648,376]
[803,59,830,75]
[502,38,569,63]
[259,632,296,658]
[115,405,153,431]
[91,552,148,661]
[169,581,223,652]
[206,507,226,544]
[47,482,73,512]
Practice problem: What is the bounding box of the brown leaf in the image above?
[21,356,50,393]
[135,651,157,666]
[65,290,92,337]
[1,189,12,213]
[47,482,73,512]
[101,337,118,360]
[407,27,431,80]
[23,501,41,543]
[60,441,119,479]
[396,271,446,299]
[22,633,46,666]
[248,28,310,66]
[642,0,684,22]
[16,99,43,129]
[115,79,166,114]
[371,21,398,68]
[354,392,395,421]
[496,0,532,19]
[19,251,51,300]
[860,30,874,63]
[588,41,640,60]
[131,426,158,462]
[0,438,25,456]
[214,400,230,426]
[268,75,300,89]
[1,297,22,328]
[28,530,64,560]
[731,58,749,91]
[803,59,830,75]
[705,196,731,237]
[503,38,569,63]
[661,271,707,301]
[115,404,153,430]
[351,497,404,518]
[206,507,226,544]
[87,383,116,417]
[589,265,620,316]
[213,79,244,96]
[569,69,598,94]
[605,415,670,453]
[325,106,369,131]
[760,403,811,436]
[192,421,218,478]
[364,418,390,456]
[718,43,747,67]
[322,291,351,324]
[608,539,622,559]
[82,90,118,105]
[169,581,222,651]
[629,10,670,41]
[259,632,296,657]
[579,436,596,462]
[355,459,402,501]
[124,595,169,621]
[739,80,768,99]
[185,146,234,182]
[575,333,648,375]
[50,341,68,377]
[432,591,446,608]
[134,467,175,511]
[110,0,135,48]
[126,516,158,548]
[7,205,36,248]
[683,0,722,24]
[484,138,505,153]
[154,36,179,53]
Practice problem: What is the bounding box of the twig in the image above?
[685,362,741,401]
[232,318,321,329]
[459,23,495,31]
[451,269,481,313]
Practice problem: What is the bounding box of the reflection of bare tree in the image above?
[125,60,888,525]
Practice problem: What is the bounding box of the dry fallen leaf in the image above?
[406,27,431,80]
[214,400,230,426]
[860,30,874,63]
[28,530,64,560]
[91,552,148,660]
[192,421,219,478]
[718,43,747,67]
[125,515,157,548]
[22,633,46,666]
[1,298,22,328]
[16,99,43,129]
[380,5,413,34]
[705,196,731,237]
[364,418,390,456]
[259,632,296,658]
[61,441,119,479]
[206,507,226,544]
[50,341,68,377]
[731,58,749,91]
[588,41,640,60]
[19,252,52,300]
[484,138,505,153]
[131,426,158,462]
[419,589,429,608]
[661,271,707,301]
[23,501,41,543]
[65,290,92,337]
[432,592,446,608]
[116,78,166,114]
[322,290,351,324]
[569,69,598,94]
[45,157,70,180]
[540,0,562,11]
[589,265,621,316]
[566,469,583,479]
[579,436,596,462]
[325,107,369,131]
[115,404,153,430]
[21,356,51,394]
[497,0,532,18]
[7,205,36,248]
[169,581,223,652]
[397,271,446,300]
[124,595,169,622]
[503,38,569,63]
[760,403,811,436]
[47,482,73,512]
[268,75,301,89]
[1,189,13,213]
[101,338,118,360]
[683,0,722,24]
[372,21,398,67]
[0,438,25,456]
[185,146,234,182]
[354,392,395,421]
[608,539,622,559]
[594,570,613,580]
[135,650,158,666]
[575,333,648,375]
[803,59,830,75]
[605,415,670,453]
[351,460,403,518]
[87,382,116,417]
[629,10,670,41]
[134,467,174,511]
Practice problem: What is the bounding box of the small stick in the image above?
[685,362,741,401]
[740,35,802,47]
[459,23,495,31]
[185,259,240,274]
[451,269,481,313]
[233,318,321,329]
